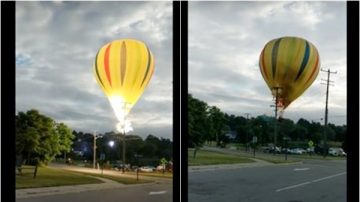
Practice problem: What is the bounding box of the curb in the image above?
[188,160,304,172]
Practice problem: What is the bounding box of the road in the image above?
[17,180,172,202]
[189,159,346,202]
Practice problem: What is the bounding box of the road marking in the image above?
[311,172,346,183]
[149,190,167,195]
[276,172,346,192]
[294,168,310,171]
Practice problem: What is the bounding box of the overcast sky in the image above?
[189,1,347,126]
[16,2,173,140]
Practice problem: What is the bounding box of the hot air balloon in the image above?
[259,36,320,113]
[93,39,155,132]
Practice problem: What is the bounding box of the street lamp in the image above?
[108,140,115,148]
[108,140,115,163]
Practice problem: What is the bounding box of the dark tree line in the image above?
[71,131,173,166]
[188,94,347,153]
[16,109,172,167]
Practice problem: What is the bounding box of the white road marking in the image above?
[311,172,346,183]
[276,172,346,192]
[294,168,310,171]
[149,190,167,195]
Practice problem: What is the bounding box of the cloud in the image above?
[16,1,173,140]
[189,1,346,126]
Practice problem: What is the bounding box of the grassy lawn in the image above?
[16,166,103,189]
[188,149,255,166]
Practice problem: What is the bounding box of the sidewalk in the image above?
[50,163,172,182]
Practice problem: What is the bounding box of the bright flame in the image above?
[108,95,134,134]
[116,120,133,133]
[108,95,128,122]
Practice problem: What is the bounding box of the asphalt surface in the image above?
[189,159,346,202]
[17,180,172,202]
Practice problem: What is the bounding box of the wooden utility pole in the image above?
[320,68,337,157]
[271,87,282,148]
[93,132,102,169]
[244,113,251,152]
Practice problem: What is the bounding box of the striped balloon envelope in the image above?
[93,39,155,121]
[259,36,320,109]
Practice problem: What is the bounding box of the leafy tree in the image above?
[292,125,308,141]
[56,123,75,158]
[188,94,209,158]
[186,95,347,155]
[15,109,74,165]
[208,106,226,146]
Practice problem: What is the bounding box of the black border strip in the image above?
[346,2,359,202]
[1,1,16,202]
[180,1,188,202]
[173,1,181,202]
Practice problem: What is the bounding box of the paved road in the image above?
[17,180,172,202]
[189,159,346,202]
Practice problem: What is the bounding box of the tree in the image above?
[208,106,226,146]
[188,94,209,158]
[15,109,74,165]
[292,125,308,141]
[56,123,75,159]
[278,118,294,141]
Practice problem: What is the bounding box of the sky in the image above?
[16,2,173,140]
[189,1,347,126]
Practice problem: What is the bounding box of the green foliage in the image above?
[16,109,74,165]
[56,123,75,153]
[188,94,209,148]
[71,132,172,166]
[208,106,227,146]
[187,94,346,148]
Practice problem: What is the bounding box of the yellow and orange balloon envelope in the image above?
[93,39,155,122]
[259,36,320,109]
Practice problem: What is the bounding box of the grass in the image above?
[188,149,255,166]
[16,166,103,189]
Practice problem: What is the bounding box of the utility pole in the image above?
[320,68,337,157]
[122,134,126,173]
[93,132,97,169]
[93,132,103,169]
[244,113,251,152]
[270,87,282,149]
